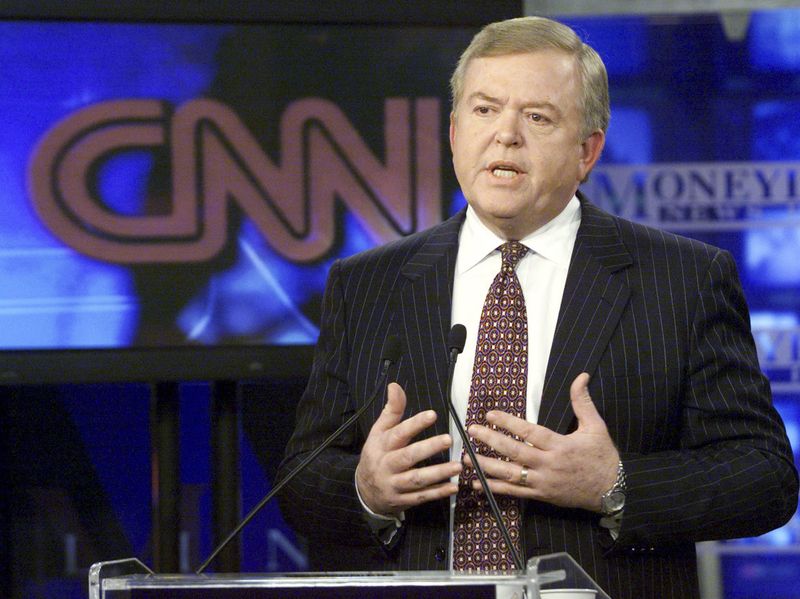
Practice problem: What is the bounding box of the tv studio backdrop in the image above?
[1,1,799,597]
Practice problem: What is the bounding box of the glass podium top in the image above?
[90,553,611,599]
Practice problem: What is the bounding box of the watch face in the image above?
[602,490,625,514]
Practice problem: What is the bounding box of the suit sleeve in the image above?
[276,260,378,547]
[616,249,798,549]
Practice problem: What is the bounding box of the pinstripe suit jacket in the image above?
[278,194,798,598]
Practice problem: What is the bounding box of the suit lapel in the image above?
[394,211,464,436]
[539,196,633,433]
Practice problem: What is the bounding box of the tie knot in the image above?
[500,241,527,272]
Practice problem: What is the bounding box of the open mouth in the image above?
[491,166,519,179]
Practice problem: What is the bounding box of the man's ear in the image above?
[449,112,457,153]
[578,129,605,181]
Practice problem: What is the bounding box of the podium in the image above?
[89,553,611,599]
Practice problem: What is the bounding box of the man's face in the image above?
[450,50,604,239]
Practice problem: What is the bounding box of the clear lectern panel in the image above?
[89,553,612,599]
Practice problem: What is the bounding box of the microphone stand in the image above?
[195,336,402,574]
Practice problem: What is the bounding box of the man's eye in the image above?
[475,106,491,115]
[528,113,544,122]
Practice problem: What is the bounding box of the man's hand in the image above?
[465,373,619,512]
[356,382,462,516]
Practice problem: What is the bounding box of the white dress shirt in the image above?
[447,197,580,569]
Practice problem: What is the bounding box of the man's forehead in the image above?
[460,51,580,100]
[465,49,577,74]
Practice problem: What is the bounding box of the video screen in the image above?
[1,20,469,352]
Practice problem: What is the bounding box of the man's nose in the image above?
[494,112,522,146]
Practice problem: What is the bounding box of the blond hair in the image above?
[450,16,610,139]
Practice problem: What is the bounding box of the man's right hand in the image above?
[356,382,462,517]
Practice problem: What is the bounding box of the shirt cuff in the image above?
[354,466,405,544]
[599,512,623,541]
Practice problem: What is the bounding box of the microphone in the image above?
[195,335,403,574]
[447,323,467,363]
[443,324,525,571]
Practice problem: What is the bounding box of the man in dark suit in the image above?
[278,16,798,598]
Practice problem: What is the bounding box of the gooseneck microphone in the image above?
[443,324,525,572]
[447,324,467,365]
[195,335,403,574]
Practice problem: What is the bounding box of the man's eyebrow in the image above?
[466,91,562,115]
[523,100,562,115]
[466,91,503,104]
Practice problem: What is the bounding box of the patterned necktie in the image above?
[453,240,528,572]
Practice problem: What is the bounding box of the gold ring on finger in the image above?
[519,466,529,486]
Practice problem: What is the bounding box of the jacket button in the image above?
[434,547,446,562]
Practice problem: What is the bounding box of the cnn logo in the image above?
[28,98,442,263]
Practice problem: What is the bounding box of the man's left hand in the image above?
[465,372,619,512]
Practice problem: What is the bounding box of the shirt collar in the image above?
[457,196,581,274]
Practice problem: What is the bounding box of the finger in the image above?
[392,460,463,493]
[463,453,519,484]
[387,432,452,471]
[569,372,605,431]
[484,410,530,437]
[465,456,541,499]
[473,478,539,500]
[468,423,544,464]
[391,480,460,510]
[372,382,408,433]
[384,409,438,451]
[485,411,558,450]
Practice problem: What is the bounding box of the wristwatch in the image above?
[600,460,627,516]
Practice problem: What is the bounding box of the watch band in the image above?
[600,460,627,516]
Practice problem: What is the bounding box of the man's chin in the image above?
[473,211,532,239]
